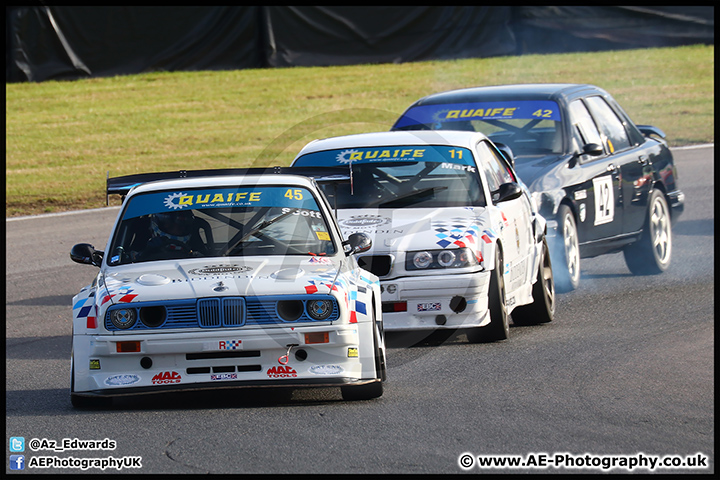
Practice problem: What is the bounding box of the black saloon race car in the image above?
[392,84,684,291]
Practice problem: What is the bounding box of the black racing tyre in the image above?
[512,238,555,325]
[467,245,509,343]
[551,204,580,292]
[623,189,672,275]
[371,303,387,382]
[341,381,383,401]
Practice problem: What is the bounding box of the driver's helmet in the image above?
[150,210,194,249]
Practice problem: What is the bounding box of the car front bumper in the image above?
[379,270,491,331]
[72,323,377,397]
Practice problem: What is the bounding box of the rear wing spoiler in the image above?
[106,166,351,204]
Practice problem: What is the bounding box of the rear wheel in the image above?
[623,190,672,274]
[512,239,554,325]
[551,205,580,292]
[468,246,508,343]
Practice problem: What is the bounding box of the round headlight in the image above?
[110,308,137,329]
[277,300,304,322]
[413,251,432,269]
[140,305,166,327]
[437,250,456,267]
[307,299,334,320]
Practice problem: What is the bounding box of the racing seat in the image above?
[193,217,214,254]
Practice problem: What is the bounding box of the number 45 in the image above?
[285,189,303,200]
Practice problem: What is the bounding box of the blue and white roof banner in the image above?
[123,186,320,219]
[295,145,475,167]
[394,100,562,128]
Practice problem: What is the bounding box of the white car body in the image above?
[292,131,554,340]
[70,174,385,406]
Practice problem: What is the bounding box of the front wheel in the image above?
[341,381,383,401]
[623,189,672,274]
[467,246,509,343]
[512,238,555,325]
[551,205,580,292]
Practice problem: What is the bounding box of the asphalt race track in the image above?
[5,146,714,474]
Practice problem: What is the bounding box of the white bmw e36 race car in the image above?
[70,170,386,407]
[291,130,555,343]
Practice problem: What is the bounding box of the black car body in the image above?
[392,84,684,290]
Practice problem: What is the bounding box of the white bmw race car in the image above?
[291,130,555,343]
[70,171,385,407]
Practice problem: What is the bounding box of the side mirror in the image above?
[70,243,103,267]
[495,183,524,204]
[582,143,604,156]
[637,124,666,139]
[342,232,372,256]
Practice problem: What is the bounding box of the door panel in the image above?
[574,161,623,242]
[567,99,623,243]
[475,140,534,294]
[584,95,652,235]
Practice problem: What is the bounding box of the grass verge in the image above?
[6,44,714,217]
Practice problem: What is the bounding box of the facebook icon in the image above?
[10,455,25,470]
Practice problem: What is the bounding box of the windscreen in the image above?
[108,185,335,265]
[393,100,564,156]
[294,145,485,209]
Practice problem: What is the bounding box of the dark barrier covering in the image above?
[6,6,714,83]
[513,6,715,54]
[7,6,262,82]
[263,6,515,67]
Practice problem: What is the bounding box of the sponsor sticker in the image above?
[151,371,181,385]
[266,366,298,378]
[104,374,141,387]
[308,256,333,265]
[309,365,345,375]
[211,373,238,381]
[188,265,252,275]
[219,340,243,350]
[418,302,442,312]
[347,347,359,358]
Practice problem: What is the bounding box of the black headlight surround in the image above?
[406,247,477,270]
[276,300,304,322]
[139,305,167,327]
[109,307,137,329]
[306,299,334,321]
